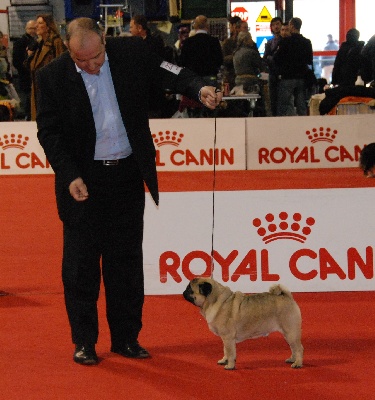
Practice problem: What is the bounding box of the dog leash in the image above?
[210,115,218,278]
[210,88,222,278]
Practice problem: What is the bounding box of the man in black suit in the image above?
[179,15,223,86]
[36,17,222,365]
[179,15,223,117]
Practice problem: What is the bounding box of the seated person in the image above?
[233,31,262,93]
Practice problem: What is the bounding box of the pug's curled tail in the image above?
[269,284,293,299]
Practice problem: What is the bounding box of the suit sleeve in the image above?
[36,63,81,188]
[145,46,207,102]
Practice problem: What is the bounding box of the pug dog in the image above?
[183,277,303,370]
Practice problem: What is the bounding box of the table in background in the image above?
[222,94,261,117]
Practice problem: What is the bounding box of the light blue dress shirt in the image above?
[77,53,132,160]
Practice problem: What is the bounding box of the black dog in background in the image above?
[359,143,375,177]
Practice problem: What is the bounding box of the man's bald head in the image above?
[194,15,208,31]
[25,20,37,36]
[66,18,106,75]
[66,17,104,47]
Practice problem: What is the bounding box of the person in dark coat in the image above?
[129,14,165,58]
[36,17,222,366]
[331,28,365,86]
[179,15,223,86]
[129,14,170,117]
[263,17,282,116]
[273,17,313,116]
[179,15,223,117]
[360,34,375,85]
[221,16,242,90]
[12,20,37,120]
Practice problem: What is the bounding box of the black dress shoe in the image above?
[73,345,99,365]
[111,342,150,359]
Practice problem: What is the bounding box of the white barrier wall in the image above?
[246,115,375,170]
[0,122,51,175]
[1,117,374,294]
[143,188,375,294]
[151,118,246,171]
[2,114,375,174]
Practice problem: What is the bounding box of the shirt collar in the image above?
[195,29,208,34]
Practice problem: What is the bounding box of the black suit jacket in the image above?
[179,32,223,77]
[273,33,313,79]
[12,33,37,91]
[36,36,205,223]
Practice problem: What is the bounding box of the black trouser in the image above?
[268,73,278,116]
[62,155,146,347]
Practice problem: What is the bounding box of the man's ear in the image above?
[199,282,212,297]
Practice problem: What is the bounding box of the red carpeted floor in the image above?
[1,170,375,400]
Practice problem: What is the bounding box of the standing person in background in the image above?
[129,14,168,117]
[331,28,364,87]
[179,15,223,117]
[360,35,375,87]
[129,14,165,58]
[360,34,375,85]
[179,15,223,87]
[12,20,37,120]
[263,17,282,116]
[240,21,249,33]
[221,16,242,90]
[320,34,339,84]
[280,22,291,38]
[273,17,313,116]
[25,14,66,120]
[36,17,222,365]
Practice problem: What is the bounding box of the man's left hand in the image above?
[200,86,223,109]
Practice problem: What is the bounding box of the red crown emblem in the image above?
[253,212,315,244]
[152,130,184,147]
[0,134,29,150]
[305,127,337,143]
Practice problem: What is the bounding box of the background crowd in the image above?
[1,12,375,121]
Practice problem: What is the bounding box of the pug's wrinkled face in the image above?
[183,279,213,307]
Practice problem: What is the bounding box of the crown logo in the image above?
[152,130,184,147]
[0,134,29,150]
[305,127,337,143]
[252,212,315,244]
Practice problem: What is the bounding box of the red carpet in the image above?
[1,170,375,399]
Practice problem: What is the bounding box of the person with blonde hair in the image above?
[233,31,262,91]
[25,14,66,120]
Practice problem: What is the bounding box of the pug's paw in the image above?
[286,357,303,368]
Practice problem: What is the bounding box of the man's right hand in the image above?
[69,177,89,201]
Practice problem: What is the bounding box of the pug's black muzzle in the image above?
[183,284,195,304]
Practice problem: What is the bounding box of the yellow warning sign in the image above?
[256,6,273,23]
